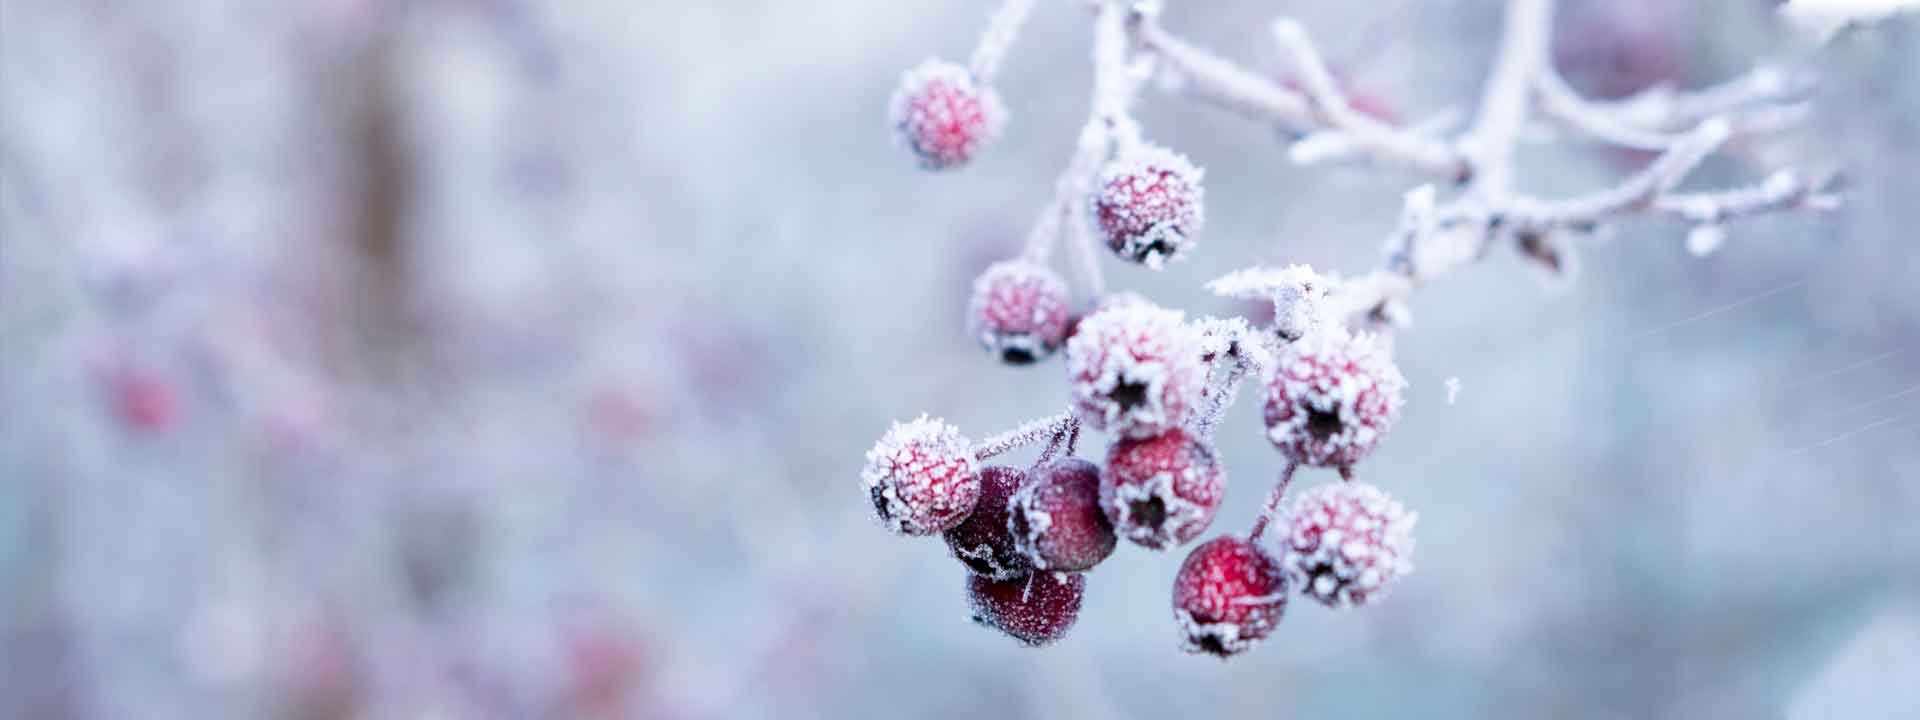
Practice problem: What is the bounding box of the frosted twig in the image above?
[969,0,1040,82]
[1590,65,1815,132]
[1247,462,1297,542]
[1460,0,1554,195]
[974,412,1076,461]
[1651,169,1844,225]
[1500,117,1732,231]
[1021,3,1135,269]
[1270,18,1465,178]
[1535,67,1812,151]
[1188,318,1264,438]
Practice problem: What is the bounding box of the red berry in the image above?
[1263,330,1406,469]
[1101,428,1225,550]
[1010,457,1117,572]
[1282,481,1416,609]
[862,416,981,535]
[1091,145,1205,268]
[1065,303,1205,439]
[1171,536,1288,658]
[967,571,1086,647]
[944,465,1034,580]
[968,260,1071,365]
[889,59,1006,170]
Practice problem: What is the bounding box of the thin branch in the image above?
[1460,0,1555,195]
[1247,463,1298,542]
[1270,18,1466,178]
[974,412,1076,461]
[969,0,1039,82]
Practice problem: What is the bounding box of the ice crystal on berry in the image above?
[889,59,1006,171]
[1065,303,1205,439]
[968,260,1071,365]
[967,571,1086,647]
[1010,457,1117,572]
[1172,536,1288,658]
[945,465,1034,580]
[1282,481,1416,609]
[1091,145,1205,268]
[1263,329,1406,468]
[1102,428,1225,550]
[862,415,982,535]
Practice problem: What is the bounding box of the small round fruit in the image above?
[1263,329,1406,469]
[1101,428,1225,550]
[967,571,1086,647]
[1065,303,1206,439]
[889,59,1007,170]
[861,415,981,536]
[1010,457,1117,572]
[944,465,1034,580]
[1091,145,1205,268]
[968,260,1071,365]
[1172,536,1288,658]
[1282,481,1416,609]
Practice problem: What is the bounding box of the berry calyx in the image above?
[1065,303,1206,439]
[862,416,982,535]
[967,571,1086,647]
[968,260,1071,365]
[1010,457,1117,572]
[1171,536,1288,658]
[944,465,1034,580]
[1091,145,1205,268]
[1101,428,1226,550]
[889,59,1007,171]
[1263,329,1406,468]
[1282,481,1416,609]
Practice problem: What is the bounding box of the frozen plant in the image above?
[863,0,1842,656]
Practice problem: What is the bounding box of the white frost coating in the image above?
[1091,144,1205,269]
[1174,607,1269,657]
[967,0,1039,82]
[1686,224,1728,258]
[1283,481,1416,609]
[1065,303,1206,438]
[1780,0,1920,42]
[1206,264,1333,341]
[888,59,1008,170]
[861,415,980,535]
[973,412,1073,461]
[1107,468,1206,550]
[1444,376,1462,405]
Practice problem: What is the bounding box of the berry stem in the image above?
[974,412,1076,461]
[1337,465,1354,482]
[968,0,1039,83]
[1032,415,1082,468]
[1189,344,1253,439]
[1247,462,1298,543]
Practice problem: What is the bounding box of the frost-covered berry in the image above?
[1102,428,1225,550]
[1010,457,1117,572]
[967,571,1086,647]
[1091,145,1205,268]
[944,465,1033,580]
[1065,303,1206,439]
[1263,329,1406,468]
[968,260,1071,365]
[889,59,1007,171]
[1282,481,1416,609]
[862,416,981,535]
[1172,536,1288,658]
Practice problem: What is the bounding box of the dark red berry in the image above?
[1010,457,1117,572]
[1171,536,1288,658]
[967,571,1086,647]
[1102,428,1225,550]
[944,465,1034,580]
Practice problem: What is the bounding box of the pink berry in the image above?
[1065,303,1205,439]
[967,260,1071,365]
[889,59,1006,170]
[1282,481,1416,609]
[967,571,1086,647]
[1101,428,1225,550]
[1263,330,1406,469]
[944,465,1034,580]
[1010,457,1117,572]
[862,416,981,536]
[1171,536,1288,658]
[1091,145,1205,268]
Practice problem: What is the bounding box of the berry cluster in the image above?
[868,1,1424,658]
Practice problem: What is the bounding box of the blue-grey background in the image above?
[2,1,1916,718]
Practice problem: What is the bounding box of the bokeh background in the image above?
[3,1,1917,718]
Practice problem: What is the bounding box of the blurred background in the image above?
[2,1,1916,718]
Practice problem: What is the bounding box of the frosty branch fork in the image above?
[871,0,1842,656]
